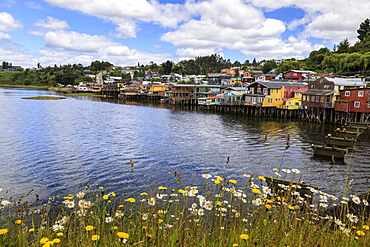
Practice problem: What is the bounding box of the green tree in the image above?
[336,38,351,53]
[262,60,277,74]
[357,18,370,41]
[161,60,173,75]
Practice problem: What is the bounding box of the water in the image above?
[1,87,370,202]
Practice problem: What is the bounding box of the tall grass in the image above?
[0,168,369,247]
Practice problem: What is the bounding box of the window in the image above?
[368,102,370,108]
[303,95,307,101]
[311,96,315,102]
[345,91,350,96]
[358,91,364,97]
[268,98,273,103]
[276,89,279,93]
[316,96,320,102]
[307,96,310,102]
[276,98,280,101]
[288,102,292,105]
[354,101,360,108]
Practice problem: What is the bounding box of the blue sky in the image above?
[0,0,369,68]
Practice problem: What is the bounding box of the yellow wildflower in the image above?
[85,225,94,231]
[287,205,295,210]
[53,238,61,243]
[15,220,22,224]
[264,199,273,203]
[363,225,370,230]
[110,192,116,197]
[229,179,237,184]
[251,188,262,194]
[0,229,8,234]
[140,192,148,196]
[265,204,272,210]
[178,189,186,194]
[240,234,249,240]
[126,198,136,203]
[158,186,167,190]
[117,232,129,239]
[356,230,365,236]
[91,235,100,241]
[146,233,153,238]
[40,238,49,244]
[28,228,35,232]
[216,176,224,181]
[56,232,63,237]
[158,219,163,223]
[157,210,164,214]
[232,244,239,247]
[258,176,266,180]
[214,179,221,185]
[102,195,109,200]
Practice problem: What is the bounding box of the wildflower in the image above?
[258,176,266,180]
[157,219,163,223]
[53,238,61,243]
[292,169,300,174]
[1,200,10,206]
[91,235,100,241]
[229,179,237,184]
[262,186,271,195]
[232,244,239,246]
[105,217,113,223]
[66,201,75,208]
[15,220,22,224]
[85,225,94,231]
[275,172,282,177]
[142,213,148,220]
[265,204,272,210]
[40,238,49,244]
[282,169,291,173]
[363,200,369,206]
[240,234,249,240]
[214,179,221,185]
[334,219,343,226]
[216,176,224,181]
[115,211,124,217]
[319,203,328,208]
[252,198,263,206]
[148,197,156,206]
[363,225,370,230]
[347,213,358,223]
[140,192,148,196]
[126,198,136,203]
[202,174,212,179]
[52,224,64,231]
[244,174,250,177]
[251,188,262,194]
[56,232,63,237]
[287,205,295,210]
[76,192,85,198]
[158,186,167,190]
[0,229,8,235]
[356,230,365,236]
[198,208,205,216]
[29,228,35,232]
[204,202,213,210]
[117,232,129,243]
[352,196,361,204]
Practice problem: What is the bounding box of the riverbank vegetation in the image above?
[0,166,369,247]
[22,96,66,100]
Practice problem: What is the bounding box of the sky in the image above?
[0,0,369,69]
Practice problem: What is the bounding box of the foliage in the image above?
[262,60,277,74]
[1,166,370,247]
[357,18,370,41]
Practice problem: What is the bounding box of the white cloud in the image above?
[0,40,36,68]
[26,2,44,10]
[45,30,117,52]
[176,48,218,57]
[35,16,69,30]
[44,0,189,38]
[0,12,23,32]
[0,32,11,39]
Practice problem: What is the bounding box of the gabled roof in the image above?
[248,81,307,89]
[325,77,364,87]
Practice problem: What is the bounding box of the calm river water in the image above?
[1,87,370,202]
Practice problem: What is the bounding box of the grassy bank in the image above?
[22,96,66,100]
[0,165,369,247]
[0,84,50,89]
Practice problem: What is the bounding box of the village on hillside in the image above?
[70,66,370,116]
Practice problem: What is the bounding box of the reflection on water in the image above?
[0,88,370,202]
